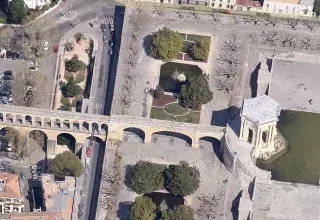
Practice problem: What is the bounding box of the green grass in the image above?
[165,103,189,115]
[60,96,70,106]
[176,111,200,124]
[181,41,194,53]
[150,107,174,121]
[75,73,86,84]
[64,72,74,81]
[150,107,200,124]
[257,110,320,184]
[186,34,211,43]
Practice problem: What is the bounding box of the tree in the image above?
[65,41,74,52]
[29,130,47,148]
[314,0,320,15]
[165,161,200,196]
[191,39,210,61]
[65,55,86,72]
[74,33,84,43]
[8,0,27,24]
[12,72,46,107]
[151,85,164,99]
[130,161,165,194]
[168,205,195,220]
[129,196,156,220]
[0,127,28,158]
[181,74,213,108]
[62,77,82,98]
[49,151,83,179]
[149,27,183,61]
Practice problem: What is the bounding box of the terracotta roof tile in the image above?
[0,173,22,199]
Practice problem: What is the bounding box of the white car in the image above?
[85,158,90,166]
[44,41,49,51]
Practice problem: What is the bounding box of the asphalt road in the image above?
[80,139,100,220]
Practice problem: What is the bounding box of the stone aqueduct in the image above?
[0,105,225,153]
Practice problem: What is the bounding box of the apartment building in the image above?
[261,0,314,16]
[0,173,24,214]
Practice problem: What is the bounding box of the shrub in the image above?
[165,161,200,196]
[150,27,183,61]
[65,41,74,52]
[191,38,210,61]
[168,205,195,220]
[130,196,156,220]
[131,161,165,194]
[74,33,84,43]
[49,151,83,180]
[65,55,86,72]
[181,74,213,108]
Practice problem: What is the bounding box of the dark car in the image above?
[109,40,113,47]
[6,51,12,59]
[3,75,14,80]
[18,52,24,60]
[3,71,12,76]
[1,161,11,166]
[101,24,107,32]
[78,203,84,211]
[78,210,83,218]
[12,52,18,60]
[108,48,113,55]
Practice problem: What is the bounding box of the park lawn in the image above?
[150,107,175,121]
[187,34,211,43]
[165,103,189,115]
[176,111,200,124]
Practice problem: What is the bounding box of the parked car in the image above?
[108,48,113,55]
[101,24,107,32]
[44,41,49,51]
[78,203,84,211]
[0,166,5,170]
[109,40,113,47]
[84,167,89,174]
[3,75,13,80]
[6,51,12,59]
[18,52,24,60]
[78,210,83,218]
[0,50,6,58]
[20,172,25,180]
[28,66,38,72]
[4,71,12,76]
[86,147,92,156]
[1,161,11,166]
[12,51,18,60]
[85,158,90,166]
[109,19,114,32]
[30,165,38,169]
[103,35,107,43]
[80,190,85,197]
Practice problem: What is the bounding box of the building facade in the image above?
[0,173,24,214]
[261,0,314,16]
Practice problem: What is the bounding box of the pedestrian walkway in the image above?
[96,17,113,26]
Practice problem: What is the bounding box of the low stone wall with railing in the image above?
[222,125,271,183]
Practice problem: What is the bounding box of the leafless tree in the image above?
[153,6,164,16]
[303,20,319,32]
[300,37,312,49]
[279,33,296,48]
[129,42,138,56]
[221,31,240,52]
[191,10,200,21]
[209,12,220,24]
[196,193,219,220]
[12,72,46,108]
[215,78,234,93]
[129,12,148,30]
[176,9,185,19]
[0,27,14,50]
[247,33,258,43]
[217,52,240,66]
[285,18,299,30]
[242,16,253,24]
[264,16,280,27]
[260,30,279,46]
[64,41,74,52]
[231,15,240,25]
[215,65,239,78]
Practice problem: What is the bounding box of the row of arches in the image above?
[1,113,108,135]
[122,127,221,154]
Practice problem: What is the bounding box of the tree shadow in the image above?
[59,80,66,90]
[124,164,134,190]
[116,201,133,220]
[143,34,153,57]
[250,63,260,98]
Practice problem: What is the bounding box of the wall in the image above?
[262,1,314,16]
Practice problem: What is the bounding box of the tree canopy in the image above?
[168,205,195,220]
[181,74,213,108]
[314,0,320,14]
[130,196,156,220]
[62,76,82,98]
[8,0,27,24]
[165,161,200,196]
[29,130,47,148]
[131,161,165,194]
[65,55,86,72]
[191,39,210,61]
[150,27,183,61]
[49,151,83,180]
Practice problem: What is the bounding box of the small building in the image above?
[261,0,315,17]
[0,173,24,214]
[40,174,75,219]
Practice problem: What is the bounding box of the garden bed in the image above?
[159,62,202,93]
[152,94,177,107]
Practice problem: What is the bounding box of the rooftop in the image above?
[241,95,281,125]
[0,173,22,199]
[265,0,299,4]
[269,52,320,113]
[252,180,320,220]
[41,174,75,219]
[236,0,261,7]
[0,210,73,220]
